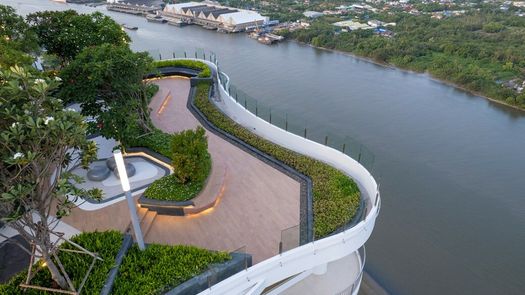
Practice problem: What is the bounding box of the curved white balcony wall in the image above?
[192,61,381,295]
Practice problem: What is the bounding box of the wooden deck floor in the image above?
[63,77,300,263]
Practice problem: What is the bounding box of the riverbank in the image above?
[293,40,525,113]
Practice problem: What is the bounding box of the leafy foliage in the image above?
[288,11,525,108]
[0,5,38,68]
[193,84,360,238]
[59,44,154,144]
[0,66,100,222]
[26,10,129,63]
[143,127,211,202]
[126,127,173,158]
[144,174,206,202]
[112,244,230,295]
[0,231,123,294]
[153,59,211,78]
[171,126,211,184]
[0,66,101,288]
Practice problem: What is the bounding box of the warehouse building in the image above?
[162,2,268,32]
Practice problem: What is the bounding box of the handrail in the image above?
[192,59,381,295]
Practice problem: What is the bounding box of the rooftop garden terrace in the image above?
[132,57,362,237]
[0,6,373,294]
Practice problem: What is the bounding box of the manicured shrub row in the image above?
[111,244,230,295]
[152,60,211,78]
[0,231,123,295]
[144,174,207,202]
[193,84,361,238]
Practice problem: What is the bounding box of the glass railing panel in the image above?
[279,224,300,254]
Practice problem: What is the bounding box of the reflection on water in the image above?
[4,0,525,294]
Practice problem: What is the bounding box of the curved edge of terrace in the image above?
[183,59,382,294]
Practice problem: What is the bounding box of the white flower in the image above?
[11,122,18,128]
[13,152,24,160]
[44,116,54,125]
[34,78,45,84]
[54,76,62,82]
[65,107,76,112]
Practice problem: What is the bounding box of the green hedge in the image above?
[112,244,230,295]
[193,84,361,238]
[0,231,123,295]
[152,60,211,78]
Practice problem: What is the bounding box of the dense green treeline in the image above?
[286,11,525,108]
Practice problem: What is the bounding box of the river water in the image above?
[4,1,525,294]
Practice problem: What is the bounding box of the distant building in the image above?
[162,2,268,32]
[303,11,324,18]
[333,20,374,30]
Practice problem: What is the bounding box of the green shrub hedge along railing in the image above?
[0,231,124,295]
[112,244,230,295]
[152,60,211,78]
[193,84,360,238]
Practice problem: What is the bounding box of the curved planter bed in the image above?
[138,164,228,216]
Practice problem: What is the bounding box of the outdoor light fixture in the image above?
[113,149,145,250]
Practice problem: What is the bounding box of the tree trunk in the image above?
[43,254,69,290]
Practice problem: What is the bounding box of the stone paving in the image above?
[63,77,301,263]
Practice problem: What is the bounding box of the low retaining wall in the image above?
[165,252,252,295]
[186,81,314,245]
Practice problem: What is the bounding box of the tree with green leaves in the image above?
[59,44,154,145]
[0,66,101,290]
[171,126,210,184]
[26,10,129,65]
[0,5,38,68]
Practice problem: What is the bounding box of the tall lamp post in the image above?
[113,149,145,250]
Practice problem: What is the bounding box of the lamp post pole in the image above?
[113,149,145,250]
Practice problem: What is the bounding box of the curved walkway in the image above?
[62,77,301,263]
